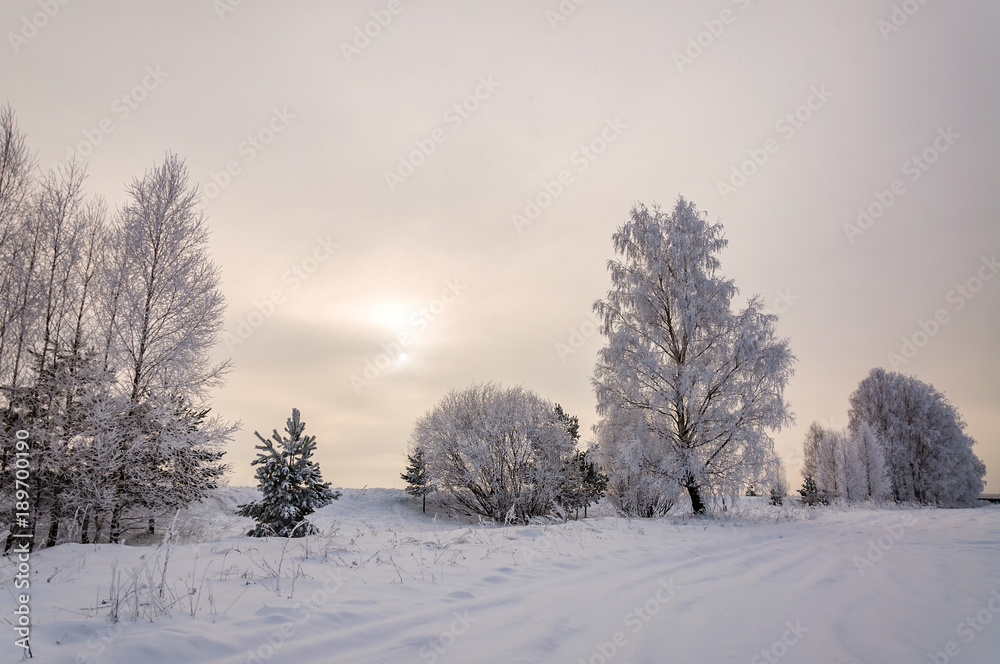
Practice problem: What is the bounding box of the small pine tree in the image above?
[767,463,788,506]
[578,449,609,517]
[559,449,609,518]
[798,473,826,506]
[554,404,580,442]
[237,408,340,537]
[554,405,608,518]
[401,448,433,512]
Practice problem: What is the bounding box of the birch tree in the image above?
[1,113,235,547]
[101,154,232,540]
[848,368,985,506]
[0,104,36,393]
[593,199,795,514]
[110,153,230,402]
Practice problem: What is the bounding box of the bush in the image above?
[593,414,680,517]
[409,382,576,523]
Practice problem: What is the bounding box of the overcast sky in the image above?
[3,0,998,491]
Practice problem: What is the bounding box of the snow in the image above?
[3,488,999,663]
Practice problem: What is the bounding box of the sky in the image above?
[2,0,998,492]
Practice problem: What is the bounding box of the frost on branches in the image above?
[593,409,681,517]
[800,421,891,504]
[848,368,985,506]
[592,198,795,514]
[799,368,986,507]
[0,109,235,549]
[238,408,340,537]
[408,382,578,523]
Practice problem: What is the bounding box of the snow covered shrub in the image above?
[592,198,795,514]
[594,414,680,517]
[848,368,986,506]
[409,382,577,523]
[238,408,340,537]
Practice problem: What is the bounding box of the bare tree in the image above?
[0,107,41,394]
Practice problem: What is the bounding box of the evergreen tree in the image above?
[237,408,339,537]
[553,404,607,518]
[798,474,826,506]
[554,403,579,442]
[575,448,609,518]
[401,447,432,513]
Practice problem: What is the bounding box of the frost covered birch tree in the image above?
[848,368,985,506]
[0,105,39,397]
[99,154,233,541]
[109,154,230,403]
[592,198,795,514]
[1,112,235,547]
[848,421,892,501]
[801,421,890,504]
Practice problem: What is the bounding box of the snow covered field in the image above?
[3,489,999,664]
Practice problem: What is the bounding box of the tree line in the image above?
[0,106,235,550]
[3,98,983,542]
[402,199,985,521]
[799,368,984,506]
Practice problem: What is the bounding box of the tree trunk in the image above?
[80,510,90,544]
[109,505,122,543]
[148,516,155,535]
[421,493,426,513]
[46,488,62,548]
[686,483,706,515]
[94,511,105,544]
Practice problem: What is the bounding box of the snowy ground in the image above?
[3,489,999,664]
